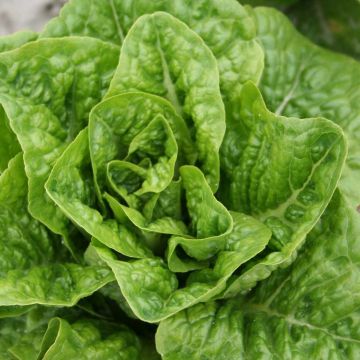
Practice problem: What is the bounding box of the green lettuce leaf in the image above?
[46,128,152,258]
[0,106,20,173]
[0,37,119,256]
[41,0,263,91]
[156,299,244,360]
[41,0,264,181]
[0,313,45,360]
[94,208,270,322]
[251,6,360,210]
[0,306,82,360]
[0,154,114,307]
[106,12,225,191]
[220,81,346,294]
[38,318,141,359]
[0,306,142,360]
[88,92,192,205]
[156,191,360,359]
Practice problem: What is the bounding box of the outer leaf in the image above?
[0,301,82,360]
[46,128,152,258]
[252,7,360,209]
[287,0,360,60]
[0,37,119,254]
[220,81,346,294]
[222,82,346,248]
[106,12,225,190]
[0,264,114,307]
[156,191,360,359]
[0,31,37,53]
[38,318,141,360]
[237,191,360,358]
[0,155,114,307]
[156,300,244,360]
[41,0,263,92]
[0,154,53,277]
[95,211,270,322]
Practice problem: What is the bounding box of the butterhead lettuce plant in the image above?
[0,0,359,359]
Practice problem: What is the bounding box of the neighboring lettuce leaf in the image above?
[242,0,298,8]
[251,7,360,210]
[0,314,45,360]
[156,191,360,359]
[0,31,37,53]
[38,318,141,359]
[0,306,34,319]
[0,154,114,307]
[106,12,225,191]
[94,209,270,322]
[287,0,360,60]
[0,37,119,255]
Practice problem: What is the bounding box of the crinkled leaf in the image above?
[0,154,54,276]
[46,128,152,258]
[95,211,270,322]
[156,191,360,359]
[156,299,244,360]
[41,0,263,93]
[0,154,114,307]
[89,92,194,197]
[0,37,119,255]
[252,6,360,209]
[106,12,225,191]
[0,264,114,307]
[105,185,187,238]
[220,81,346,292]
[107,114,178,206]
[236,191,360,358]
[167,166,233,272]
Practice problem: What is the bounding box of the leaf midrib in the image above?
[154,22,185,119]
[245,303,360,344]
